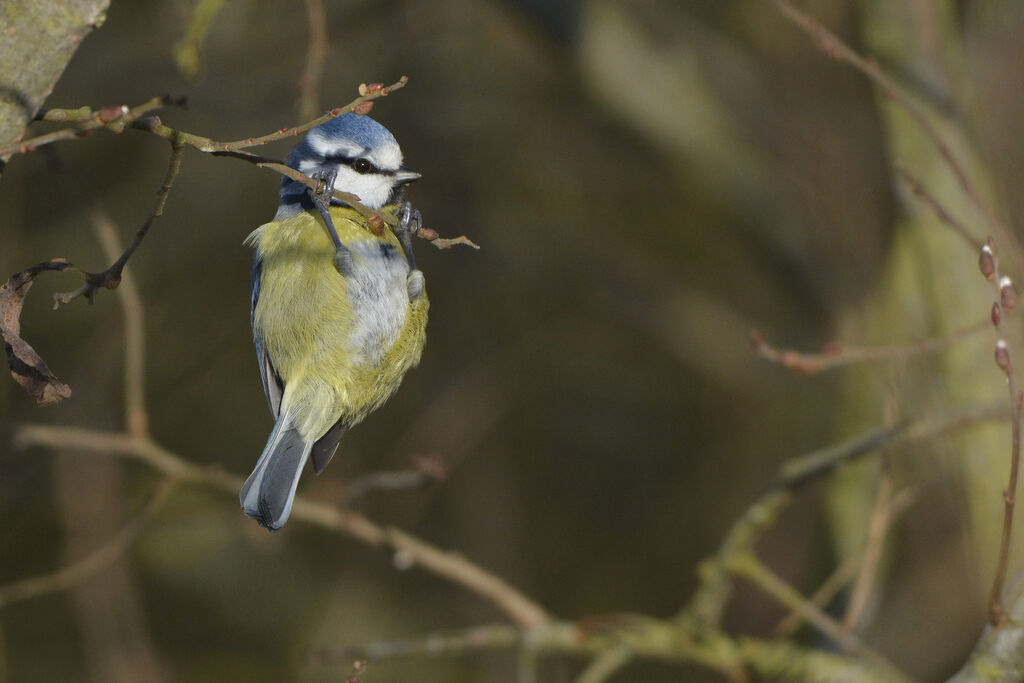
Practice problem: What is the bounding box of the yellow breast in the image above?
[248,206,428,440]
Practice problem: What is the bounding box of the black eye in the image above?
[353,158,372,174]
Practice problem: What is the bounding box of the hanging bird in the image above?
[240,112,428,531]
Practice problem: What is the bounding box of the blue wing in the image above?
[252,256,284,419]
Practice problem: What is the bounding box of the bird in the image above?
[240,112,428,531]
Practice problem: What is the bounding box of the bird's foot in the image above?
[307,169,353,276]
[394,201,421,270]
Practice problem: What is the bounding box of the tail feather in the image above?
[311,418,347,474]
[240,413,312,532]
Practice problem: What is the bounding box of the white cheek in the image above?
[334,169,393,209]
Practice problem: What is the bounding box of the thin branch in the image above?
[842,469,892,633]
[52,139,185,308]
[751,319,989,375]
[298,0,328,122]
[44,149,150,435]
[91,205,149,437]
[3,96,176,158]
[0,478,176,608]
[763,0,1018,267]
[344,453,446,502]
[981,239,1023,626]
[895,161,980,249]
[130,78,407,154]
[775,487,918,637]
[11,424,550,629]
[728,553,903,678]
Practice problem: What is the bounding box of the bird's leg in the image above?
[308,169,354,276]
[395,202,425,300]
[394,202,421,269]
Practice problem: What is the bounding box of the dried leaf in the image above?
[0,260,76,406]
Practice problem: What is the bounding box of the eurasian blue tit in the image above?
[240,112,428,531]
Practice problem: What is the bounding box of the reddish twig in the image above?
[981,238,1023,626]
[750,320,989,375]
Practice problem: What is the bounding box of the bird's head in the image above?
[276,112,420,218]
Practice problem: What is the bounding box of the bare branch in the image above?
[52,139,185,308]
[728,552,904,678]
[751,319,989,375]
[2,96,176,158]
[344,453,447,502]
[979,239,1023,626]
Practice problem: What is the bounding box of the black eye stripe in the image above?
[320,153,390,176]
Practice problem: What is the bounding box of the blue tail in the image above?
[240,412,312,532]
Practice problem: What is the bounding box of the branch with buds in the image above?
[979,238,1023,626]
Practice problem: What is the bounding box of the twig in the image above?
[763,0,1019,268]
[11,424,550,629]
[728,553,903,677]
[298,0,328,122]
[52,139,185,308]
[775,487,918,637]
[895,161,980,249]
[91,205,149,436]
[980,239,1022,626]
[44,149,150,435]
[842,469,892,633]
[750,319,989,375]
[130,78,407,153]
[2,96,176,158]
[344,453,446,502]
[0,478,176,608]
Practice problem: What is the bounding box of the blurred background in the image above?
[2,0,1024,680]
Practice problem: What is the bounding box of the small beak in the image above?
[394,166,422,184]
